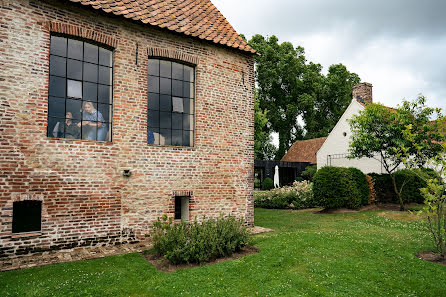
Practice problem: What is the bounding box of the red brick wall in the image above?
[0,0,254,258]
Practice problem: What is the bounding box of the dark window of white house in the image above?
[174,196,190,220]
[147,59,194,146]
[47,35,113,141]
[12,201,42,233]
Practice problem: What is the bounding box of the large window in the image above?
[47,35,113,141]
[147,59,195,146]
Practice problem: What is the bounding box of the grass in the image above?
[1,208,446,296]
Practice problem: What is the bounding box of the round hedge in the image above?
[313,166,370,210]
[262,177,274,190]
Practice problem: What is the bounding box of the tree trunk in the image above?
[390,174,405,211]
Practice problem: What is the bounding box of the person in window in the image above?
[59,111,80,139]
[78,101,107,141]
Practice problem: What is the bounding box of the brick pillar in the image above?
[352,82,373,104]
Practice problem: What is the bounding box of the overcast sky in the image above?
[213,0,446,110]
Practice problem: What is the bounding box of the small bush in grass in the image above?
[262,177,274,190]
[150,215,250,264]
[254,180,315,209]
[313,166,369,210]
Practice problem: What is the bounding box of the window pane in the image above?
[160,111,171,129]
[83,63,98,83]
[160,129,171,145]
[84,43,98,63]
[49,76,66,97]
[172,113,182,130]
[50,55,66,77]
[183,98,194,114]
[48,96,65,118]
[148,59,159,76]
[148,76,159,93]
[184,81,194,98]
[67,80,82,98]
[148,93,159,110]
[148,110,159,128]
[67,59,82,80]
[98,103,111,122]
[66,98,82,120]
[160,94,171,111]
[147,128,159,144]
[184,65,193,82]
[97,122,108,141]
[98,85,111,104]
[172,130,182,146]
[172,97,184,113]
[12,201,42,233]
[172,62,183,80]
[99,66,111,85]
[50,36,66,57]
[172,79,182,96]
[82,101,98,121]
[183,114,193,130]
[67,39,83,60]
[160,60,171,78]
[48,117,62,138]
[82,123,97,140]
[160,78,171,95]
[183,130,193,146]
[99,48,112,66]
[62,117,81,139]
[83,82,97,101]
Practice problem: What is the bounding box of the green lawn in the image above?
[1,208,446,296]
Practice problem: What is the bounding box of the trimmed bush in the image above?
[262,177,274,190]
[313,166,369,210]
[347,168,369,208]
[369,169,438,204]
[254,181,315,209]
[301,165,317,181]
[151,215,250,265]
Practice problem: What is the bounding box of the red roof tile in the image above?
[68,0,256,54]
[281,137,327,164]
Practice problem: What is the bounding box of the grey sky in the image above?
[212,0,446,110]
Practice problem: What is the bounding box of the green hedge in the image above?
[262,177,274,190]
[151,215,250,264]
[369,168,439,204]
[313,166,369,210]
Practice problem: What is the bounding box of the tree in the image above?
[348,96,445,210]
[254,96,276,160]
[248,34,360,159]
[400,122,446,259]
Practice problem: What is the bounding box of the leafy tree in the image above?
[348,96,445,210]
[254,96,276,160]
[401,122,446,259]
[248,35,360,159]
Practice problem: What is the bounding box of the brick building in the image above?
[0,0,255,258]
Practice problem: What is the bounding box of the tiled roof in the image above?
[68,0,256,54]
[281,137,327,164]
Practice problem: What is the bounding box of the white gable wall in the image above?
[316,99,384,174]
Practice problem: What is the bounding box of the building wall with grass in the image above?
[0,0,255,258]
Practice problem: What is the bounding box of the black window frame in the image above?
[147,58,195,147]
[47,34,114,142]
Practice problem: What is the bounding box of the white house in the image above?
[316,82,386,174]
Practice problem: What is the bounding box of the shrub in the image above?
[150,215,250,265]
[254,180,315,209]
[301,165,317,181]
[347,168,369,207]
[369,169,436,204]
[262,177,274,190]
[313,166,370,210]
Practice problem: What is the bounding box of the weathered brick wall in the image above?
[352,82,373,104]
[0,0,254,258]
